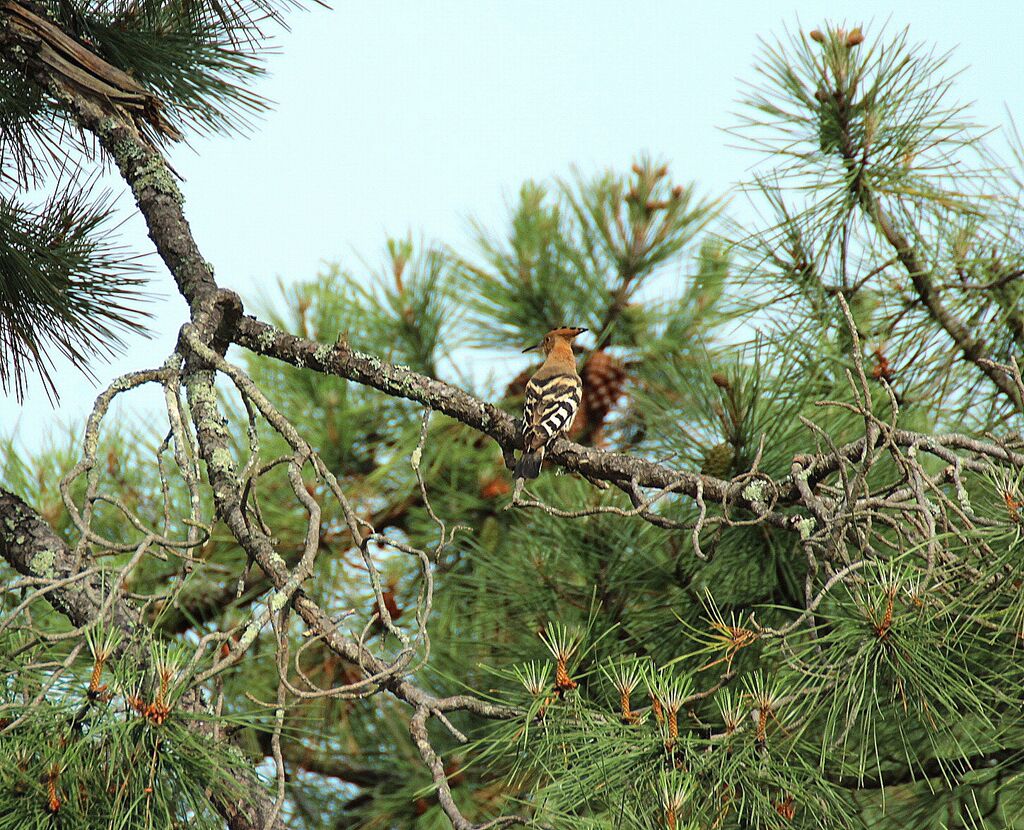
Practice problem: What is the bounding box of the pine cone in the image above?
[580,349,627,430]
[567,397,590,440]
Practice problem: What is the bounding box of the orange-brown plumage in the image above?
[515,327,587,480]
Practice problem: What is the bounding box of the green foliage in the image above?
[459,180,606,347]
[0,180,150,401]
[730,22,1023,423]
[45,0,300,137]
[458,160,719,350]
[4,15,1024,830]
[0,630,255,829]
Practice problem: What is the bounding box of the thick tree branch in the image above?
[180,337,517,721]
[233,314,1024,509]
[0,488,139,638]
[233,314,789,522]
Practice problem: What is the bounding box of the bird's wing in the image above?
[523,373,582,450]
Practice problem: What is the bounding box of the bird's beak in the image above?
[522,343,541,353]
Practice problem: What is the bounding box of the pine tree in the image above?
[3,11,1024,830]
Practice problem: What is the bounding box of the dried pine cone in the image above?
[577,349,627,443]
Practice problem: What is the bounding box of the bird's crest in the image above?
[549,326,587,338]
[522,327,587,353]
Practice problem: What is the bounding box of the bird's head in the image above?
[522,326,588,356]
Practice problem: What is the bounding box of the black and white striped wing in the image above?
[523,373,582,450]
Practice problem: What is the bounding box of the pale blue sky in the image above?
[3,1,1023,453]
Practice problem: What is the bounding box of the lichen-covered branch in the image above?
[0,488,139,639]
[233,313,1024,516]
[180,336,518,721]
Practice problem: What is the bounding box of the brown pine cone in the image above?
[581,349,627,428]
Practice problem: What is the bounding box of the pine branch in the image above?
[2,0,182,139]
[179,317,519,723]
[409,706,539,830]
[0,487,288,830]
[0,180,151,400]
[0,487,140,638]
[1,9,218,305]
[830,107,1024,409]
[832,745,1023,791]
[233,313,1024,510]
[16,18,1024,828]
[157,495,413,635]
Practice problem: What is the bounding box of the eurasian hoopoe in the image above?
[514,327,587,482]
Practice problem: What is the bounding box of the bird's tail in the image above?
[514,446,545,480]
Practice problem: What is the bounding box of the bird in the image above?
[514,326,587,484]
